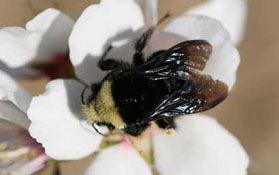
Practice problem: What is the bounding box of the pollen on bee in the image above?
[167,130,172,135]
[148,123,153,128]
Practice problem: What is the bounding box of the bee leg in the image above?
[156,118,176,130]
[133,13,171,66]
[133,28,154,66]
[124,123,149,136]
[98,59,124,71]
[98,45,124,71]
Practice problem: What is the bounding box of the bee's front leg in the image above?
[156,118,176,130]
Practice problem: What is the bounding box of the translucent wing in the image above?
[140,40,212,80]
[135,40,228,124]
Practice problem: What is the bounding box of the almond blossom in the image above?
[0,70,49,175]
[0,0,249,174]
[0,8,74,78]
[186,0,248,44]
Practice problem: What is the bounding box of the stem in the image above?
[53,162,61,175]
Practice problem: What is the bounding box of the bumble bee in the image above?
[81,15,228,136]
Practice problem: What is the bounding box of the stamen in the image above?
[0,147,30,160]
[19,155,49,175]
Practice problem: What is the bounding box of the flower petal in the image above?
[0,70,31,129]
[0,119,29,147]
[0,70,31,113]
[84,143,152,175]
[136,0,158,27]
[0,119,48,175]
[28,79,102,160]
[0,62,38,78]
[0,102,30,130]
[0,8,74,68]
[69,0,144,83]
[149,15,240,90]
[186,0,248,44]
[152,114,249,175]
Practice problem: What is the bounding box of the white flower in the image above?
[84,115,249,175]
[186,0,248,44]
[0,70,49,175]
[26,0,249,174]
[0,8,74,78]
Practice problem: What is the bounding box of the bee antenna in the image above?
[92,123,108,137]
[81,85,89,105]
[74,77,90,105]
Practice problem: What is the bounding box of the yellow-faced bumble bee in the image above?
[81,16,228,136]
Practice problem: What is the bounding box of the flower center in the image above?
[29,52,74,80]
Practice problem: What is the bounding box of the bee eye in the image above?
[124,97,138,104]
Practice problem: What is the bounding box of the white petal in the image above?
[136,0,158,27]
[69,0,144,83]
[153,114,249,175]
[28,79,102,160]
[0,62,38,78]
[84,143,152,175]
[0,119,27,143]
[149,15,240,90]
[0,119,48,175]
[187,0,248,44]
[0,8,74,68]
[0,102,30,130]
[0,70,31,129]
[0,70,31,112]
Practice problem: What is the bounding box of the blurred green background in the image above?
[0,0,278,175]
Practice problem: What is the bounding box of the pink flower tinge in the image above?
[0,120,49,175]
[0,8,74,79]
[0,70,49,174]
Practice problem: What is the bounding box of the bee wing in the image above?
[140,40,213,80]
[137,71,228,124]
[135,40,227,124]
[166,39,213,70]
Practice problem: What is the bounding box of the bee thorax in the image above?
[82,81,126,129]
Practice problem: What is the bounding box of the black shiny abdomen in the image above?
[111,71,184,127]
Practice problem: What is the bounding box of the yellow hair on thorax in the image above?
[82,81,126,129]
